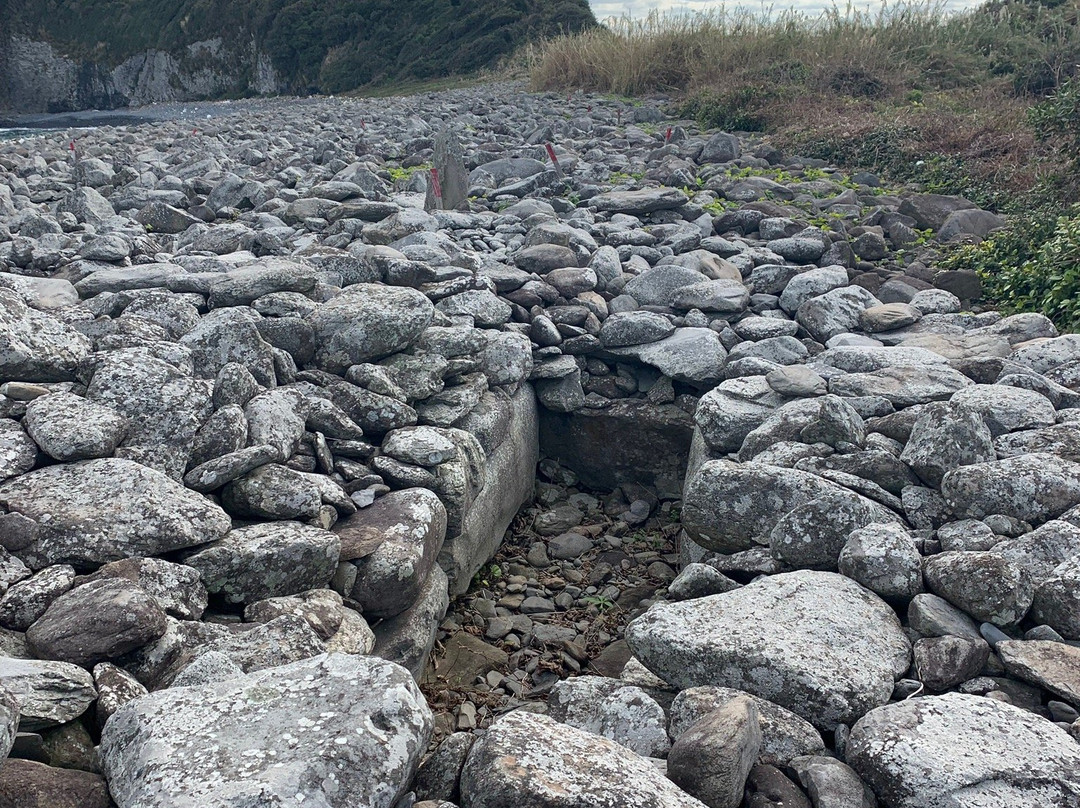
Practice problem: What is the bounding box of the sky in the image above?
[589,0,983,19]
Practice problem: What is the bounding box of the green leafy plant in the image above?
[583,594,617,611]
[940,205,1080,331]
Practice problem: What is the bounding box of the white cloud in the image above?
[589,0,982,21]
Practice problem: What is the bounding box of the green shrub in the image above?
[940,205,1080,331]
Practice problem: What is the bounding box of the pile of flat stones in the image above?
[0,80,1077,807]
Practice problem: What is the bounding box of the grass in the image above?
[527,0,1080,213]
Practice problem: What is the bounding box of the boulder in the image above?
[626,571,910,729]
[459,711,708,808]
[100,653,432,808]
[848,693,1080,807]
[0,458,231,569]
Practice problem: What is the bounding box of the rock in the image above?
[950,384,1056,437]
[667,563,740,601]
[938,208,1006,241]
[0,420,37,482]
[0,564,75,631]
[0,657,97,731]
[626,571,910,729]
[796,285,879,343]
[183,522,340,604]
[924,551,1033,626]
[941,453,1080,524]
[459,711,708,808]
[23,391,128,461]
[93,662,148,731]
[100,653,433,808]
[0,683,17,760]
[670,686,825,766]
[624,264,709,307]
[898,194,977,230]
[221,463,322,519]
[668,696,762,808]
[847,693,1080,807]
[415,732,475,803]
[548,676,671,758]
[744,764,811,808]
[26,578,168,667]
[701,132,742,163]
[899,402,994,488]
[599,311,675,348]
[86,352,211,477]
[244,387,308,461]
[838,523,924,601]
[788,756,876,808]
[907,593,982,641]
[308,283,433,372]
[373,564,450,679]
[340,489,446,619]
[590,187,689,214]
[912,636,990,691]
[997,640,1080,704]
[0,759,112,808]
[0,287,91,382]
[1032,558,1080,640]
[58,186,115,227]
[828,365,972,408]
[0,458,231,569]
[179,307,277,386]
[768,486,900,571]
[682,461,859,554]
[609,327,728,387]
[860,303,921,333]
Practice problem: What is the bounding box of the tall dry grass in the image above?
[526,1,1080,210]
[528,1,1080,98]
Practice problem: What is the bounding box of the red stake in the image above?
[429,167,443,201]
[665,126,673,142]
[360,119,367,131]
[545,143,563,178]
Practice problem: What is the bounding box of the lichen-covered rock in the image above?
[941,454,1080,524]
[670,686,825,766]
[0,287,91,382]
[0,458,231,569]
[459,711,708,808]
[308,283,434,372]
[0,419,38,482]
[848,693,1080,808]
[626,571,910,729]
[23,391,128,461]
[0,656,97,731]
[547,676,671,758]
[26,577,168,666]
[100,653,432,808]
[923,551,1033,626]
[182,522,340,604]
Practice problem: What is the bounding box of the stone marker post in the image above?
[425,127,468,211]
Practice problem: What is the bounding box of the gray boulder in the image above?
[100,653,432,808]
[0,656,97,731]
[0,288,91,382]
[183,522,340,604]
[626,571,910,729]
[668,696,761,808]
[848,693,1080,808]
[308,284,433,372]
[941,453,1080,524]
[547,676,670,758]
[670,686,825,765]
[459,711,708,808]
[0,458,231,569]
[23,392,128,461]
[26,578,168,667]
[923,551,1033,626]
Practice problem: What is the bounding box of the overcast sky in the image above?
[589,0,983,19]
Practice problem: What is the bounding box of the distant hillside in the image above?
[0,0,596,112]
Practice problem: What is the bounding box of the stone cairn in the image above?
[0,83,1077,807]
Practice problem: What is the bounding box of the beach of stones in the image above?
[0,79,1078,808]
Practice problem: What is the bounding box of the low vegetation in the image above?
[528,0,1080,330]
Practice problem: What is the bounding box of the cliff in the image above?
[0,0,596,113]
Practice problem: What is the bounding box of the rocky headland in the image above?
[0,81,1078,807]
